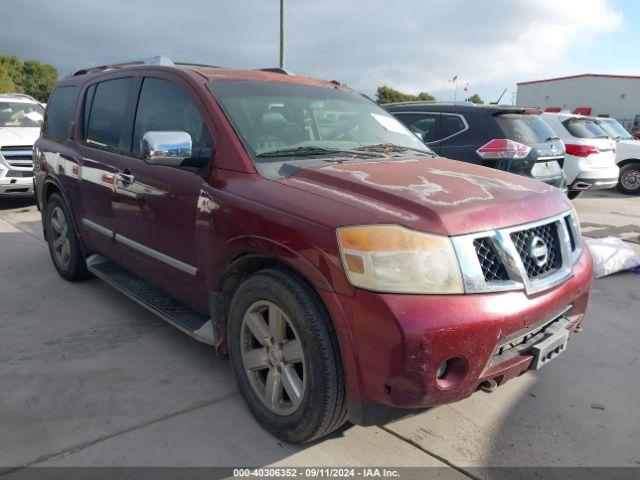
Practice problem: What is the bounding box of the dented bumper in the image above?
[325,247,593,425]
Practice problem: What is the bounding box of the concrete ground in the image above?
[0,190,638,478]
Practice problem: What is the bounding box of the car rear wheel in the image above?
[228,268,348,442]
[44,193,91,281]
[617,162,640,195]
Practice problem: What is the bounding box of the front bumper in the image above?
[323,247,593,425]
[0,174,35,196]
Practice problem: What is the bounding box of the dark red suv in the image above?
[34,57,593,443]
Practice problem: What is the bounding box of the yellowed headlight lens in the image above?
[337,225,464,294]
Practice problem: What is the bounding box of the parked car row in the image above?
[33,57,594,442]
[385,102,639,198]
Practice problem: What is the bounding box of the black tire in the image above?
[228,268,348,443]
[567,190,582,200]
[617,162,640,195]
[44,193,91,281]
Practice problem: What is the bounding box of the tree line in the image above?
[376,85,482,105]
[0,55,58,103]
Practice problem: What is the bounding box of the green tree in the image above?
[0,55,24,89]
[0,66,18,93]
[376,85,435,104]
[466,93,483,104]
[0,55,58,102]
[21,60,58,102]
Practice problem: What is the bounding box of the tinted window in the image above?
[132,77,212,158]
[86,78,132,149]
[83,84,96,138]
[393,113,440,143]
[43,86,77,139]
[495,114,556,145]
[440,114,466,138]
[563,119,609,139]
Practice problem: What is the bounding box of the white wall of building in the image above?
[516,76,640,125]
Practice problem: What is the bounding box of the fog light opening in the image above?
[435,356,468,390]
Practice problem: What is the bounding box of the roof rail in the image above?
[73,55,175,76]
[256,67,292,75]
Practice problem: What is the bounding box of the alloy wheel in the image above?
[50,206,71,269]
[240,300,306,415]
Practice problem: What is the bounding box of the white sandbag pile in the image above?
[584,236,640,278]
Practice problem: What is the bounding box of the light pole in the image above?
[279,0,285,69]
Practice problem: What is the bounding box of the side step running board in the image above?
[86,254,216,345]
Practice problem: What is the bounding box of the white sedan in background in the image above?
[542,112,619,199]
[0,93,44,197]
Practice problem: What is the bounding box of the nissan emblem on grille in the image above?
[528,236,549,267]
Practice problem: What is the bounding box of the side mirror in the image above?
[141,131,192,167]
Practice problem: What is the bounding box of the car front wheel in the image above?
[228,268,348,443]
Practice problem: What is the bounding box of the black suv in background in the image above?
[384,102,567,189]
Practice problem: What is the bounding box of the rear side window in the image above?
[494,114,556,145]
[43,86,77,140]
[131,77,213,158]
[85,78,132,150]
[394,113,440,143]
[562,119,608,139]
[440,114,466,138]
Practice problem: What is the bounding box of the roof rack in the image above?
[256,67,292,75]
[73,55,175,76]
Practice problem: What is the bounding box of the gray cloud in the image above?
[2,0,622,100]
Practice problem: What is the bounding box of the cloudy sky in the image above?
[3,0,639,102]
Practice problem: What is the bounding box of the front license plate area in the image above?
[530,321,569,370]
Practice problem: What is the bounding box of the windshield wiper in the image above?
[256,146,387,158]
[545,136,560,142]
[355,143,434,156]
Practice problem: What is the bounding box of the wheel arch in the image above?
[617,158,640,169]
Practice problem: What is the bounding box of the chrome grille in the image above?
[1,145,33,168]
[473,237,509,282]
[510,222,562,279]
[452,211,581,295]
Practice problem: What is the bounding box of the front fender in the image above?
[222,234,353,296]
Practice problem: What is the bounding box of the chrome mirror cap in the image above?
[141,131,192,167]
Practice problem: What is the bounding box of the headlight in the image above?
[569,204,582,239]
[337,225,464,294]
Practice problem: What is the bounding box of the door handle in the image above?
[116,171,135,186]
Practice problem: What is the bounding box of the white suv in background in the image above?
[542,112,619,199]
[0,93,44,197]
[594,117,640,195]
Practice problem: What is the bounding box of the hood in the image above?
[0,127,40,147]
[277,157,570,236]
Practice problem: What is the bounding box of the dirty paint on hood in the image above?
[277,157,571,236]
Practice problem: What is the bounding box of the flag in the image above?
[464,82,469,92]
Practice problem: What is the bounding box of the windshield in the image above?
[0,101,44,127]
[596,118,632,140]
[563,118,608,139]
[208,80,431,168]
[494,113,558,145]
